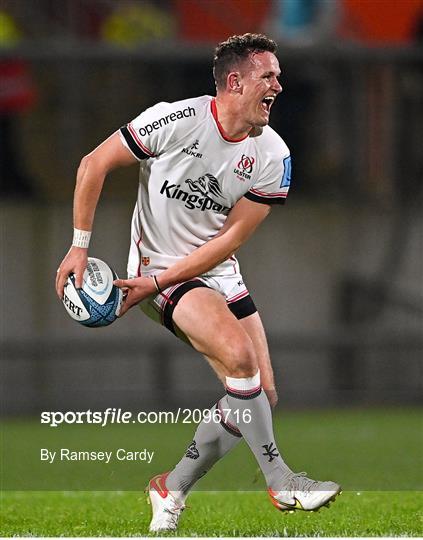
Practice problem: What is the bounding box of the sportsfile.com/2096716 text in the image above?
[40,407,252,427]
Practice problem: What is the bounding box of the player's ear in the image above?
[227,72,242,93]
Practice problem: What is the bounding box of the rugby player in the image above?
[56,33,340,532]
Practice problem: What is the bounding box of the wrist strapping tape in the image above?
[72,228,91,248]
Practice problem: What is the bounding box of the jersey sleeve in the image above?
[244,154,292,205]
[119,101,183,160]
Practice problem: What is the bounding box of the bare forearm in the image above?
[73,156,106,231]
[157,232,239,289]
[56,132,137,299]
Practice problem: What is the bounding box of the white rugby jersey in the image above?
[119,95,291,278]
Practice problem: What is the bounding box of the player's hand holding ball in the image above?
[113,276,157,317]
[59,255,123,327]
[56,245,88,299]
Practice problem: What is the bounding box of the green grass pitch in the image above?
[1,490,422,537]
[1,408,422,536]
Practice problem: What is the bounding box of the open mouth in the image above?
[261,96,275,113]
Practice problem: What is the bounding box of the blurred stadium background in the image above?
[1,0,422,418]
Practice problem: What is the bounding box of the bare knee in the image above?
[222,336,258,378]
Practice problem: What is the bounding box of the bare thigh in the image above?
[172,287,258,378]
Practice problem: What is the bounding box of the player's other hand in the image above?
[55,246,88,299]
[114,276,156,317]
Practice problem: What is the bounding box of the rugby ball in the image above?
[62,257,123,327]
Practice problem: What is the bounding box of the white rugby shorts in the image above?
[137,273,257,343]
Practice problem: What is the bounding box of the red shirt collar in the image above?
[210,98,249,143]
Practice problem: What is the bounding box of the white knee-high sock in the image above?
[225,370,293,490]
[166,395,242,501]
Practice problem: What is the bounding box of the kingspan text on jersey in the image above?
[139,107,195,136]
[160,180,230,213]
